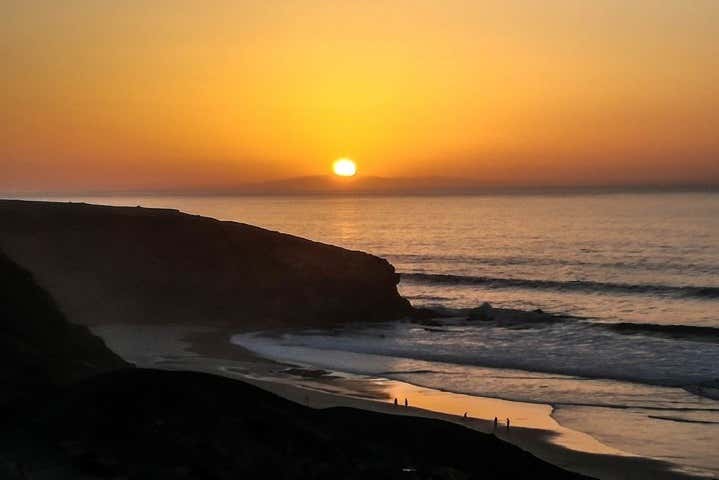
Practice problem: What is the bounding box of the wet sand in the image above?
[93,323,706,480]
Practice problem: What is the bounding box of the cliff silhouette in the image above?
[0,200,411,328]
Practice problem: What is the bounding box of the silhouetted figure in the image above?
[463,412,468,419]
[404,398,408,407]
[493,416,498,431]
[506,418,510,432]
[394,397,398,406]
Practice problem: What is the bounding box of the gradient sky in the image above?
[2,0,718,192]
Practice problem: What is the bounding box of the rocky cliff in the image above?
[0,200,412,328]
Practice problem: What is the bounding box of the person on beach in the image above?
[506,418,510,431]
[463,412,468,419]
[394,398,398,406]
[493,417,498,431]
[404,398,408,407]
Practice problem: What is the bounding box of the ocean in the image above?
[55,192,719,476]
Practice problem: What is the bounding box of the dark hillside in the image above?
[0,369,589,480]
[0,250,129,405]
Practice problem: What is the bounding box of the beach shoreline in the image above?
[92,322,708,480]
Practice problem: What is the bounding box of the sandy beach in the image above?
[92,323,708,480]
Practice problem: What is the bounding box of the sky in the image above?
[2,0,718,193]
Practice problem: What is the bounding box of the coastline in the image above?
[3,199,714,479]
[92,322,708,480]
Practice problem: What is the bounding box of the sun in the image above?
[332,158,357,177]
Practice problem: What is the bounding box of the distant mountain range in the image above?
[7,176,719,198]
[215,175,484,195]
[170,175,719,196]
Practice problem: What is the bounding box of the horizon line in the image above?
[3,182,719,199]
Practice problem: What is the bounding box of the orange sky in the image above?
[2,1,718,192]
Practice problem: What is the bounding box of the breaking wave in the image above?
[401,272,719,299]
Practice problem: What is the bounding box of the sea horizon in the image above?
[6,182,719,200]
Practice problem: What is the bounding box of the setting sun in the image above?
[332,158,357,177]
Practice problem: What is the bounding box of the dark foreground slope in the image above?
[0,369,588,480]
[0,250,129,405]
[0,199,411,328]
[0,235,587,480]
